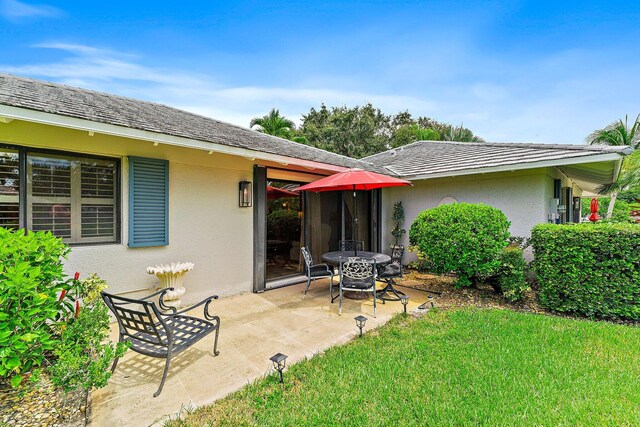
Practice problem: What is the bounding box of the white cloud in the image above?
[1,41,637,144]
[0,43,438,129]
[0,0,61,21]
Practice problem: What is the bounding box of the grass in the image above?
[165,309,640,426]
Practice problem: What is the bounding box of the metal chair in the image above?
[338,240,365,252]
[377,244,406,301]
[301,246,335,299]
[102,288,221,397]
[339,257,378,317]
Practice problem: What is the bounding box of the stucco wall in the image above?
[0,120,254,302]
[381,169,551,262]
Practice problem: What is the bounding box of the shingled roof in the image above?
[0,74,630,185]
[364,140,630,179]
[0,74,368,171]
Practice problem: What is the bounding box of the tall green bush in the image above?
[531,223,640,319]
[409,203,511,286]
[0,228,71,387]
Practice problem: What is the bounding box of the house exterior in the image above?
[365,141,631,260]
[0,74,630,301]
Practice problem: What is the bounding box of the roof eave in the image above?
[0,105,349,173]
[401,152,627,181]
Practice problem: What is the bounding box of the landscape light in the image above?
[355,315,367,337]
[269,353,288,384]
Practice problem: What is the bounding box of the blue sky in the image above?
[1,0,639,143]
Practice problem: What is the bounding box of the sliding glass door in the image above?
[266,180,304,280]
[257,168,379,290]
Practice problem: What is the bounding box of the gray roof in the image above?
[0,74,367,170]
[0,74,630,183]
[364,140,631,178]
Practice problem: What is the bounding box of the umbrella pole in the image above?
[353,185,357,256]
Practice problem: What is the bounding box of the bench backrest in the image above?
[102,291,169,347]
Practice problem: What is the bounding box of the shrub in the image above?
[0,228,72,388]
[50,273,128,423]
[409,203,511,286]
[581,197,636,223]
[531,223,640,320]
[406,245,432,272]
[495,246,529,302]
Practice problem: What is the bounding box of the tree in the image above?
[442,123,485,142]
[300,104,390,158]
[250,108,307,143]
[299,104,482,158]
[587,114,640,219]
[391,124,440,148]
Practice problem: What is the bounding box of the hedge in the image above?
[496,246,529,302]
[531,223,640,320]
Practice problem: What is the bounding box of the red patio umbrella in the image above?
[267,185,299,199]
[589,197,599,223]
[296,168,412,253]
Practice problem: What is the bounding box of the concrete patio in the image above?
[92,279,428,426]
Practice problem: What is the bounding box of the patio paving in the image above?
[91,279,428,426]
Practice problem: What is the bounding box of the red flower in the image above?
[74,272,80,281]
[75,300,81,318]
[58,289,67,301]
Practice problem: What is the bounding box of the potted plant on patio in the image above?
[391,201,406,246]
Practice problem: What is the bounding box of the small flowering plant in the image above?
[50,273,128,412]
[55,272,82,322]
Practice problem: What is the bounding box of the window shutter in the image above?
[128,157,168,247]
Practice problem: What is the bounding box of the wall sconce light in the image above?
[270,352,288,384]
[239,181,252,207]
[355,315,367,337]
[400,295,409,314]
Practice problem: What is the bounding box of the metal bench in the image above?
[102,288,221,397]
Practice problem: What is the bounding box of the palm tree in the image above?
[250,109,297,139]
[587,114,640,219]
[442,123,484,142]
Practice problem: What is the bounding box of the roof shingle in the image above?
[363,140,630,178]
[0,74,368,171]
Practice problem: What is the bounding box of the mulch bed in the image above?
[398,269,544,314]
[0,375,86,427]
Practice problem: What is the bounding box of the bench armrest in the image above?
[160,294,219,319]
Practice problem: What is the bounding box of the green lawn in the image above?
[166,309,640,426]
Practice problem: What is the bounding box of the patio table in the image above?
[322,251,391,300]
[322,251,391,266]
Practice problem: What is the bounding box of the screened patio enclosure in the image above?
[253,166,380,292]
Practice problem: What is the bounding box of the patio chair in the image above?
[301,246,335,299]
[338,257,378,317]
[377,244,406,301]
[338,240,365,252]
[101,288,221,397]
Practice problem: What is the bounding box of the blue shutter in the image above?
[128,156,169,247]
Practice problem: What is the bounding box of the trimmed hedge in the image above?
[496,246,529,302]
[531,223,640,320]
[409,203,511,286]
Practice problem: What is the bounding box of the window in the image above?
[0,148,20,229]
[0,144,120,244]
[26,152,118,243]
